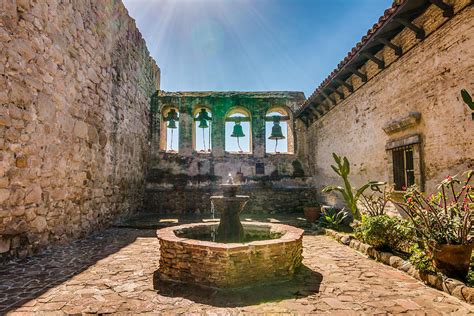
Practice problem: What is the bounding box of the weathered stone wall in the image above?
[0,0,159,259]
[300,3,474,204]
[146,92,319,214]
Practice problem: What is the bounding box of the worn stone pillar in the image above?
[179,100,193,156]
[212,115,225,157]
[252,109,266,158]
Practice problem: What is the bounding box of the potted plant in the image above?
[322,153,385,220]
[303,204,321,223]
[394,170,473,280]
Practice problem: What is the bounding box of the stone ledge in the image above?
[324,229,474,305]
[383,112,421,135]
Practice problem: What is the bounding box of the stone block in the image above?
[25,185,42,204]
[0,237,10,253]
[16,156,28,168]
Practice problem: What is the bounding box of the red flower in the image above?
[407,197,413,203]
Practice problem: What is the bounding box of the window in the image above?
[392,146,415,190]
[265,107,292,154]
[193,107,212,153]
[225,108,251,153]
[161,107,179,152]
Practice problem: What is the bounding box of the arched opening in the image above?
[161,106,179,153]
[225,108,251,153]
[193,107,212,153]
[265,107,293,154]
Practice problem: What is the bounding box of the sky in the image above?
[123,0,392,97]
[124,0,392,152]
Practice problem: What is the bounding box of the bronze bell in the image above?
[269,121,285,140]
[231,122,245,138]
[196,108,211,121]
[164,109,178,129]
[198,119,208,129]
[167,118,177,129]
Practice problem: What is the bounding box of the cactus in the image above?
[322,153,385,220]
[461,89,474,110]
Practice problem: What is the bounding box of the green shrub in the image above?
[408,244,435,273]
[354,215,415,253]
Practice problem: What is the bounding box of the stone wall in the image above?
[145,91,319,214]
[300,3,474,205]
[0,0,159,260]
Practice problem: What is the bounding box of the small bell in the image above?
[196,108,211,122]
[231,122,245,138]
[167,119,177,129]
[164,109,178,129]
[198,118,208,129]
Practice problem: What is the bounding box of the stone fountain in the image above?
[210,173,249,242]
[156,173,304,288]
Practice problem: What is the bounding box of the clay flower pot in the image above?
[429,242,474,280]
[303,206,321,223]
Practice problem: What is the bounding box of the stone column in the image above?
[212,115,225,157]
[252,109,266,158]
[179,100,193,156]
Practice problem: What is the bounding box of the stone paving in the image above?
[0,227,473,315]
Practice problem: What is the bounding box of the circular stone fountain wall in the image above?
[157,222,304,288]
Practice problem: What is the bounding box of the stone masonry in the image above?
[299,1,474,204]
[157,222,303,289]
[0,0,160,260]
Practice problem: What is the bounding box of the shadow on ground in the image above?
[153,265,322,307]
[0,228,155,314]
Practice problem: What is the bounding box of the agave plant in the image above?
[322,153,385,220]
[461,89,474,120]
[319,208,349,229]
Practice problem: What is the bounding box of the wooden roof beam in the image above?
[327,86,345,100]
[320,91,336,106]
[394,18,425,40]
[334,78,354,93]
[377,38,402,56]
[298,114,309,126]
[309,107,322,118]
[429,0,454,17]
[362,52,385,69]
[347,67,368,83]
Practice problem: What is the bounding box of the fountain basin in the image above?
[157,222,304,289]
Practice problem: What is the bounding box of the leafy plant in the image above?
[461,89,474,110]
[322,153,385,220]
[393,170,473,245]
[409,244,435,273]
[319,208,349,230]
[360,185,393,216]
[354,215,415,253]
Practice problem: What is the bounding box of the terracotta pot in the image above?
[429,243,473,280]
[303,206,321,223]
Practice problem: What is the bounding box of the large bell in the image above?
[231,122,245,138]
[269,121,285,140]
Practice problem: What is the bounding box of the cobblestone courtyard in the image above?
[1,226,472,315]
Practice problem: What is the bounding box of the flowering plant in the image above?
[394,170,473,245]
